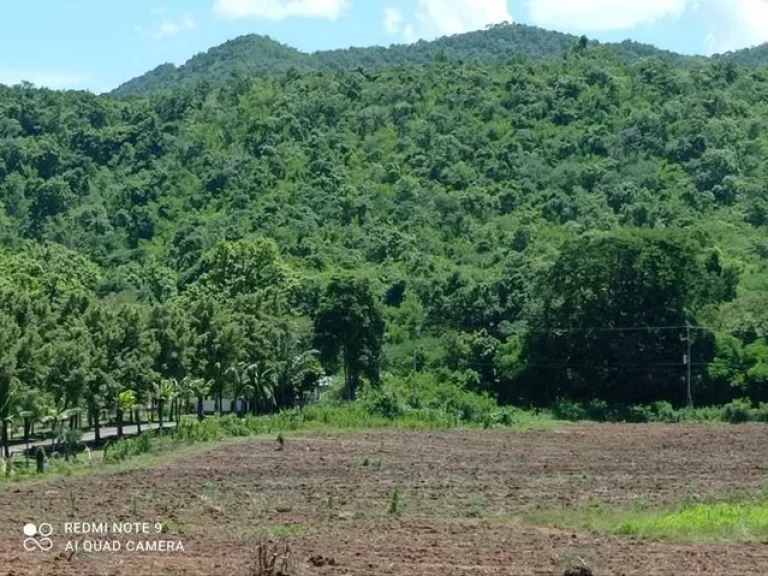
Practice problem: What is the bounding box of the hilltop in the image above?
[110,23,693,97]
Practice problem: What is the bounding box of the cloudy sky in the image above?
[1,0,767,93]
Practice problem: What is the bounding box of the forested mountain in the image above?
[715,43,768,69]
[2,38,768,449]
[111,23,692,97]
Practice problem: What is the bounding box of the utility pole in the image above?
[685,320,693,408]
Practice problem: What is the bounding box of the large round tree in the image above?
[521,230,737,406]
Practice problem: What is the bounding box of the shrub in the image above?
[651,401,679,423]
[723,398,754,424]
[219,414,251,437]
[755,403,768,423]
[552,398,589,421]
[35,447,45,474]
[174,418,222,443]
[364,389,403,419]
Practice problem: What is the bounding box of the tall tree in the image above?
[189,297,243,415]
[0,313,21,458]
[522,231,737,406]
[314,277,385,400]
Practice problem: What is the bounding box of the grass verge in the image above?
[527,492,768,543]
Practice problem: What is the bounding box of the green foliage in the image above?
[104,433,156,463]
[522,231,736,406]
[723,398,753,424]
[175,418,222,443]
[35,447,45,473]
[111,25,690,98]
[314,277,385,400]
[530,492,768,543]
[3,26,768,428]
[361,387,403,420]
[388,488,402,516]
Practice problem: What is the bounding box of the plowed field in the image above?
[2,423,768,575]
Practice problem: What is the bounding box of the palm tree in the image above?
[15,388,45,447]
[153,379,177,432]
[243,363,277,415]
[116,390,136,440]
[177,376,198,422]
[226,362,266,417]
[183,377,212,422]
[41,405,80,454]
[274,344,321,409]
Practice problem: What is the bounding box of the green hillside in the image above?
[715,43,768,68]
[2,38,768,453]
[111,23,693,97]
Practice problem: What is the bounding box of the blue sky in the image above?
[1,0,767,94]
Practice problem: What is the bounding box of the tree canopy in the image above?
[1,29,768,451]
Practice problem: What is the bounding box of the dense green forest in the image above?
[111,22,768,99]
[2,30,768,456]
[112,23,698,97]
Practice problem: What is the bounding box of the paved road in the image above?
[7,421,178,456]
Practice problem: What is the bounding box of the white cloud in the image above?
[524,0,768,53]
[701,0,768,54]
[527,0,688,32]
[417,0,513,36]
[384,6,403,34]
[213,0,349,20]
[0,68,90,90]
[393,0,513,42]
[403,23,417,43]
[137,12,197,39]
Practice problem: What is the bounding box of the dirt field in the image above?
[2,423,768,576]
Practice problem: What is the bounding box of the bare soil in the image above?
[2,423,768,575]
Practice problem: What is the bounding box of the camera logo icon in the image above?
[23,523,54,552]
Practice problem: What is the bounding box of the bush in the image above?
[552,398,589,421]
[175,418,222,443]
[364,389,403,419]
[103,433,156,463]
[628,401,678,423]
[219,414,251,437]
[756,403,768,423]
[723,398,753,424]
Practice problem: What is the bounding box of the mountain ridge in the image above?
[110,23,704,97]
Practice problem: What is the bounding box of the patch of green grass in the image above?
[614,500,768,541]
[275,523,309,537]
[467,491,487,518]
[256,524,309,538]
[527,494,768,543]
[389,488,403,516]
[360,456,382,468]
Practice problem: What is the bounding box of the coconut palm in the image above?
[274,342,321,409]
[15,388,47,446]
[41,404,81,454]
[153,379,177,432]
[183,377,212,422]
[226,362,265,417]
[243,362,277,415]
[176,376,198,421]
[116,390,136,439]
